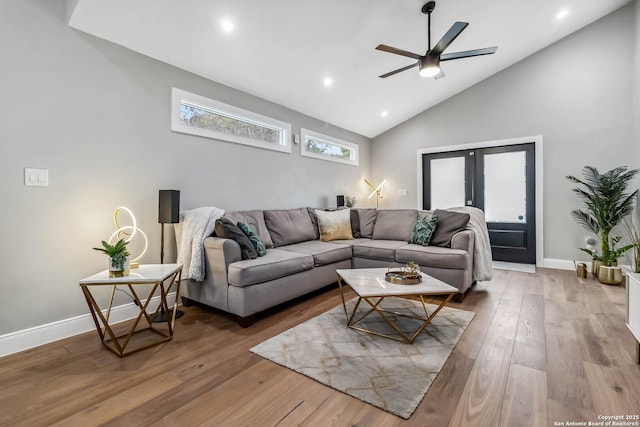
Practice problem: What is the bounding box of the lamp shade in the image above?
[158,190,180,224]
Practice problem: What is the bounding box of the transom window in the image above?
[300,128,359,166]
[171,88,291,153]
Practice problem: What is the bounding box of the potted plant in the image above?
[566,166,638,284]
[93,238,131,277]
[345,196,356,208]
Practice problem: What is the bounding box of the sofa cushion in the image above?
[350,210,361,238]
[228,249,314,287]
[315,209,353,241]
[372,209,418,241]
[357,209,377,238]
[408,213,438,246]
[352,240,407,262]
[430,210,471,248]
[280,240,352,267]
[214,218,257,260]
[328,238,372,247]
[306,208,321,240]
[264,208,317,247]
[237,221,267,257]
[224,210,274,249]
[395,244,469,270]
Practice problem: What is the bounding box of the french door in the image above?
[422,143,536,264]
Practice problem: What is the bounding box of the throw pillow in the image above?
[408,214,438,246]
[314,209,354,242]
[429,209,471,247]
[306,207,321,240]
[214,218,258,260]
[237,221,267,257]
[350,209,361,238]
[357,209,377,238]
[264,208,317,247]
[372,210,418,241]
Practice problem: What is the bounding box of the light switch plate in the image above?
[398,189,408,196]
[25,168,49,187]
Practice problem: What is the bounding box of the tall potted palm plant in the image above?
[566,166,639,284]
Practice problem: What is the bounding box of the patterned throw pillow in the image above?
[408,214,438,246]
[237,221,267,257]
[314,209,354,242]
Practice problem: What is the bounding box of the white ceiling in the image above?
[68,0,631,138]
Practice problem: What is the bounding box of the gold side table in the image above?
[79,263,182,357]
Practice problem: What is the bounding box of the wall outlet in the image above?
[398,189,408,196]
[25,168,48,187]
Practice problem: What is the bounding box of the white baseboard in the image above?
[0,293,177,358]
[542,258,576,270]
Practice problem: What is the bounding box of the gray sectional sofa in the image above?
[182,207,479,326]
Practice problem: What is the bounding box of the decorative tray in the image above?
[385,270,422,285]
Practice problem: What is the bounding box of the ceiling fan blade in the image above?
[430,22,468,56]
[440,46,498,61]
[379,62,418,78]
[434,69,446,80]
[376,44,422,60]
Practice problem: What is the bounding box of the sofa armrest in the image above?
[451,229,475,254]
[203,236,242,289]
[204,236,242,274]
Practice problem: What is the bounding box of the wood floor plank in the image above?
[499,364,547,427]
[296,393,369,426]
[511,291,546,371]
[448,272,525,426]
[448,336,514,427]
[406,351,475,426]
[583,361,640,417]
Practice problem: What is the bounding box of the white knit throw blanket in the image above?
[449,206,493,282]
[174,207,225,281]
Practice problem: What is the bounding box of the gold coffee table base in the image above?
[337,273,456,344]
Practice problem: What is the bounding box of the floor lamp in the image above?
[154,189,184,322]
[364,179,386,209]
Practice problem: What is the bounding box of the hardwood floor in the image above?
[1,268,639,426]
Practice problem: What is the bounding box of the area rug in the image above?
[250,298,475,419]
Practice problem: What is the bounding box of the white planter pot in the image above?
[108,256,130,277]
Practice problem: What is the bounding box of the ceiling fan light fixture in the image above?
[419,56,440,78]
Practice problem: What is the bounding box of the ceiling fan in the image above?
[376,1,497,79]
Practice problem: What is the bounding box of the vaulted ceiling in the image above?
[68,0,631,138]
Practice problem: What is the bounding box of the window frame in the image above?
[300,128,359,166]
[171,88,292,154]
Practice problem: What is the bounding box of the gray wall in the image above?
[371,5,634,263]
[0,0,371,335]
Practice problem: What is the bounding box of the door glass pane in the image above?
[430,157,465,209]
[484,151,526,223]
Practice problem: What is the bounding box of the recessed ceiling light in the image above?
[556,8,569,20]
[221,19,234,32]
[323,77,333,87]
[381,111,388,117]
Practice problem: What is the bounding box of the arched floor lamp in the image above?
[364,179,386,209]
